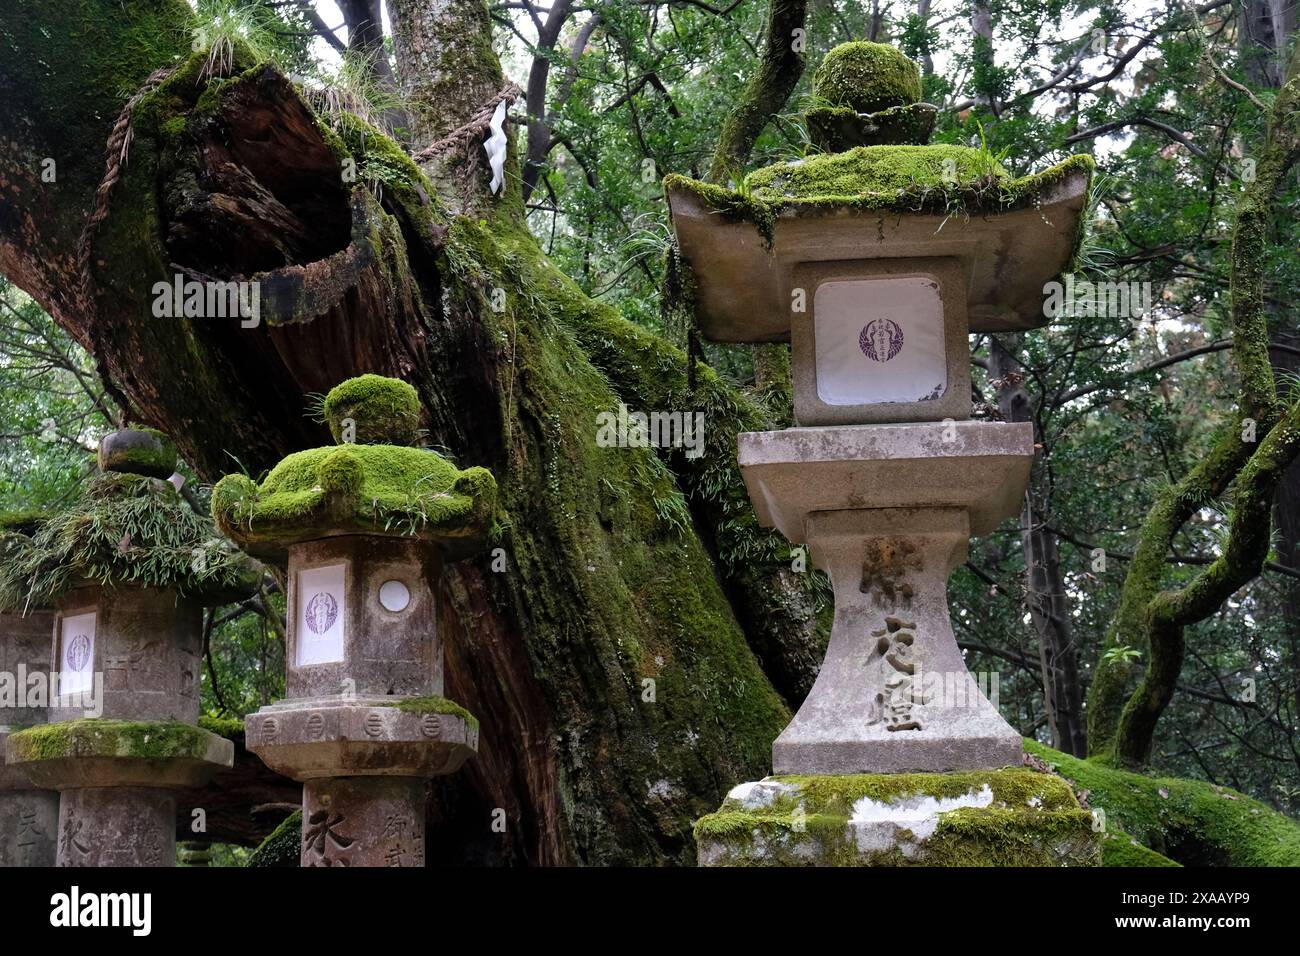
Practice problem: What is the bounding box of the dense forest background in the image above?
[1,0,1299,864]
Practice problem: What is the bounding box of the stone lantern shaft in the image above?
[215,374,496,867]
[668,42,1100,865]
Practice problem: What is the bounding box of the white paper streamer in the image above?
[484,99,509,196]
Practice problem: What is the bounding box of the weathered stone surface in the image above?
[7,719,234,790]
[283,536,444,699]
[246,695,477,780]
[773,508,1021,773]
[695,768,1100,866]
[48,584,203,723]
[0,608,54,728]
[96,427,178,479]
[56,787,176,867]
[301,776,428,867]
[0,728,58,867]
[738,421,1033,538]
[1,610,60,866]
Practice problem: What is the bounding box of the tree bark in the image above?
[0,0,803,864]
[705,0,807,183]
[989,336,1087,756]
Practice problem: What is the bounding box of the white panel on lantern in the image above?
[814,277,947,405]
[297,563,347,666]
[59,611,96,697]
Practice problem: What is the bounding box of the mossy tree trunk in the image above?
[1086,65,1300,767]
[0,0,825,864]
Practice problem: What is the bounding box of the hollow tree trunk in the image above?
[0,0,813,864]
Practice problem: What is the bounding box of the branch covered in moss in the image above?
[705,0,807,184]
[1089,74,1300,765]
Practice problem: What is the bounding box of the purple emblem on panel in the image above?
[859,318,904,362]
[305,592,339,635]
[65,634,91,672]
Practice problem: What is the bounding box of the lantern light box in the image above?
[791,257,970,424]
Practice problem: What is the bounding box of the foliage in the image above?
[0,471,255,611]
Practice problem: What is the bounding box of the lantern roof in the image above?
[666,41,1093,342]
[0,463,259,612]
[665,148,1092,341]
[212,375,497,562]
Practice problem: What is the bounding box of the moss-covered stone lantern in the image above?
[214,374,497,867]
[0,515,58,866]
[668,42,1099,866]
[3,430,258,866]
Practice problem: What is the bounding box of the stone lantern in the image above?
[213,374,497,867]
[4,428,257,866]
[0,519,57,866]
[667,42,1100,865]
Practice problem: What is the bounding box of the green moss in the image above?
[1101,829,1181,867]
[0,471,258,611]
[694,768,1099,866]
[197,714,245,740]
[212,443,496,556]
[1026,739,1300,865]
[7,719,221,763]
[746,144,1007,200]
[383,695,479,731]
[811,42,923,114]
[433,217,792,863]
[322,374,423,446]
[97,427,178,478]
[0,510,44,537]
[246,810,301,867]
[666,151,1094,249]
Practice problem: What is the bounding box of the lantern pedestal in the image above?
[246,694,478,867]
[738,421,1033,773]
[5,718,233,867]
[694,768,1099,866]
[0,609,58,866]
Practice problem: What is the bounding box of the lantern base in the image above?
[0,730,59,866]
[245,695,478,781]
[56,786,177,867]
[694,768,1099,867]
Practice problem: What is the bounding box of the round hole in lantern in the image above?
[378,579,411,612]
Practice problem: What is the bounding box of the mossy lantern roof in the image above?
[0,428,259,611]
[212,375,497,562]
[665,43,1093,341]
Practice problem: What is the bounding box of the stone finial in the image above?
[322,373,423,447]
[806,42,936,151]
[97,427,178,479]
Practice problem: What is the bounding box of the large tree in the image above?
[0,0,832,864]
[5,0,1300,866]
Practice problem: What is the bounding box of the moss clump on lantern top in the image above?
[663,149,1094,242]
[322,373,423,446]
[212,375,497,560]
[812,41,923,115]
